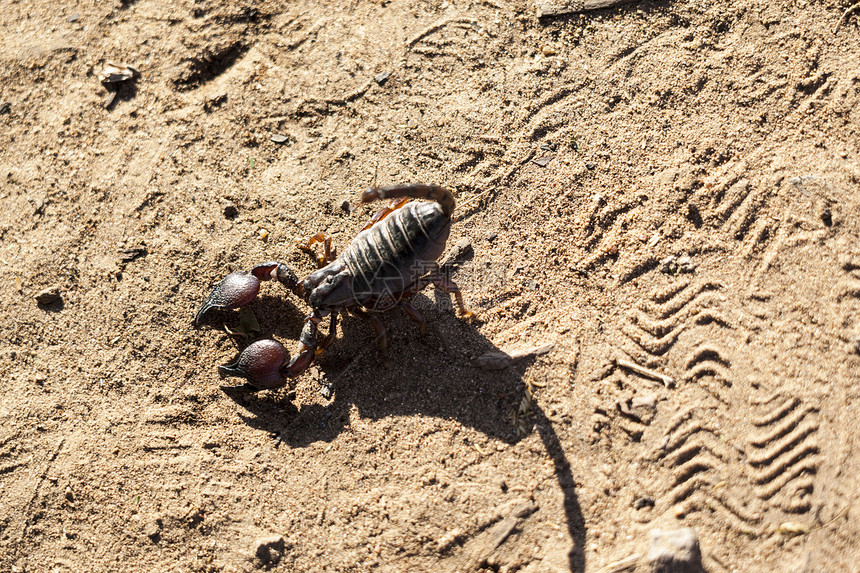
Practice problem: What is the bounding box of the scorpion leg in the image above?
[283,316,319,377]
[300,233,335,268]
[432,275,473,319]
[316,311,339,354]
[351,308,389,355]
[401,301,427,335]
[359,197,410,232]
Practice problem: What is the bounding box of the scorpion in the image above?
[195,183,473,391]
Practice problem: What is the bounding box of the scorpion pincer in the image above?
[195,184,472,392]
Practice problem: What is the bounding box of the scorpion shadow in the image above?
[217,293,586,571]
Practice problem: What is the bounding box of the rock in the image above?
[437,527,464,552]
[144,519,162,542]
[676,256,695,273]
[36,286,62,305]
[647,528,703,573]
[254,534,286,565]
[98,62,138,84]
[634,496,655,509]
[450,237,473,260]
[619,394,658,424]
[374,71,390,85]
[660,255,694,275]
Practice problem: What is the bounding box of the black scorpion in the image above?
[195,184,472,391]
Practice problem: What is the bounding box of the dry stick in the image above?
[537,0,639,18]
[596,553,641,573]
[834,1,860,34]
[616,357,674,387]
[406,17,478,49]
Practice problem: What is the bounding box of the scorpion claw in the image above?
[195,271,261,325]
[219,382,260,393]
[218,339,289,390]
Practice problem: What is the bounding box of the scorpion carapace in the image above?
[195,184,472,392]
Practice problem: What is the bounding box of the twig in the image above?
[456,186,497,214]
[616,357,674,387]
[407,18,478,49]
[596,553,641,573]
[298,78,376,114]
[834,1,860,34]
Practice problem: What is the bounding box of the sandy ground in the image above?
[1,0,859,571]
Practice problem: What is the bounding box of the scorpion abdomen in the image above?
[344,200,451,305]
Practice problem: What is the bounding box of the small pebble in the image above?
[449,238,473,260]
[341,200,352,214]
[524,279,539,291]
[634,496,655,510]
[254,534,286,565]
[270,133,291,144]
[144,520,162,542]
[647,528,703,573]
[619,394,657,424]
[585,162,596,170]
[437,528,464,552]
[374,71,390,85]
[676,256,695,274]
[486,232,498,242]
[223,205,238,219]
[35,286,62,305]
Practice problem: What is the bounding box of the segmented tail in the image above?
[361,184,454,218]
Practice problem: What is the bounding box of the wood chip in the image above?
[596,553,641,573]
[445,502,538,572]
[98,62,138,84]
[531,154,555,167]
[537,0,639,18]
[35,286,62,305]
[472,343,555,370]
[119,246,148,262]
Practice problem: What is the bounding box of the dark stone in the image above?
[255,534,286,565]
